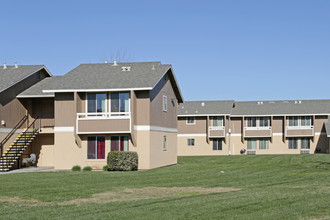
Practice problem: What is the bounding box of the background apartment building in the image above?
[178,100,330,156]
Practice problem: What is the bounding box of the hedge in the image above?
[107,151,138,171]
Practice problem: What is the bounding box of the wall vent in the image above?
[300,149,310,154]
[122,66,131,71]
[257,101,263,105]
[247,151,256,155]
[201,102,205,107]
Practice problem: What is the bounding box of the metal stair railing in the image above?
[0,115,28,157]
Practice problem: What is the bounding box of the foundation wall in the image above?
[178,136,228,156]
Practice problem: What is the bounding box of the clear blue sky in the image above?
[1,0,330,101]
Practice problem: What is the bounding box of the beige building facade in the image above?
[0,62,183,171]
[178,101,330,156]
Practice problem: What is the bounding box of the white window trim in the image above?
[163,95,167,112]
[212,116,224,127]
[186,117,196,125]
[287,116,312,128]
[288,138,298,150]
[212,139,222,151]
[259,139,269,150]
[246,117,270,128]
[110,135,129,152]
[86,92,108,116]
[109,92,131,115]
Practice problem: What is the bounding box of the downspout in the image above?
[228,115,232,155]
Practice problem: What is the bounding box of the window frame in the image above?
[212,116,224,127]
[163,95,167,112]
[86,93,107,115]
[288,138,298,149]
[247,139,257,150]
[163,135,167,151]
[212,139,222,151]
[186,117,196,125]
[109,92,130,114]
[301,137,310,149]
[287,116,312,127]
[187,138,195,146]
[110,136,129,152]
[259,138,269,150]
[87,136,106,160]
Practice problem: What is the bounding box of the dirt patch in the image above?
[61,187,239,205]
[0,187,239,206]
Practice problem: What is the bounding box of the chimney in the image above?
[105,59,108,64]
[113,59,118,66]
[14,61,18,68]
[3,62,7,69]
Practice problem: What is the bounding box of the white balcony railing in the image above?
[244,126,272,137]
[285,126,314,137]
[77,112,130,120]
[208,126,225,138]
[76,112,131,134]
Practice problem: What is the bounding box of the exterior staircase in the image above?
[0,116,40,172]
[0,128,39,172]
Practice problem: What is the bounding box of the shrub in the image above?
[107,151,138,171]
[103,165,109,171]
[72,165,81,171]
[83,166,92,171]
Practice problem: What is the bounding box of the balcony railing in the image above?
[76,112,131,134]
[208,126,225,138]
[285,126,314,137]
[244,126,272,137]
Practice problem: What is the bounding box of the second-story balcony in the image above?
[285,126,314,137]
[244,126,272,137]
[76,112,131,134]
[209,126,225,138]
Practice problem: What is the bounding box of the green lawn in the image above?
[0,155,329,219]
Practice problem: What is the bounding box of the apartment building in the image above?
[0,61,183,171]
[178,100,330,155]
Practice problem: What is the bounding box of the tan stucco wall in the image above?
[149,131,177,169]
[178,136,228,156]
[178,116,207,134]
[150,73,178,129]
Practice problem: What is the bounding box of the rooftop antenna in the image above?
[112,59,118,66]
[3,62,7,69]
[14,61,18,68]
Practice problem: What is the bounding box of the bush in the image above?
[83,166,92,171]
[72,165,81,171]
[107,151,138,171]
[103,165,109,171]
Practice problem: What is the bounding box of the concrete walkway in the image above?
[0,166,54,175]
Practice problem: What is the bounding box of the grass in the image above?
[0,154,329,219]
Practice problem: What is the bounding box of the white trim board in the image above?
[0,128,23,133]
[43,87,153,93]
[178,134,207,137]
[54,127,74,132]
[134,125,178,133]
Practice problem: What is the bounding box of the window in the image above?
[288,116,312,127]
[259,139,269,150]
[87,93,106,113]
[212,116,223,127]
[288,138,298,149]
[163,136,167,151]
[301,116,311,126]
[301,138,310,149]
[247,139,257,150]
[111,92,129,113]
[186,117,196,125]
[163,96,167,112]
[213,139,222,151]
[247,117,257,127]
[259,117,269,127]
[187,139,195,146]
[110,136,129,151]
[87,136,105,159]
